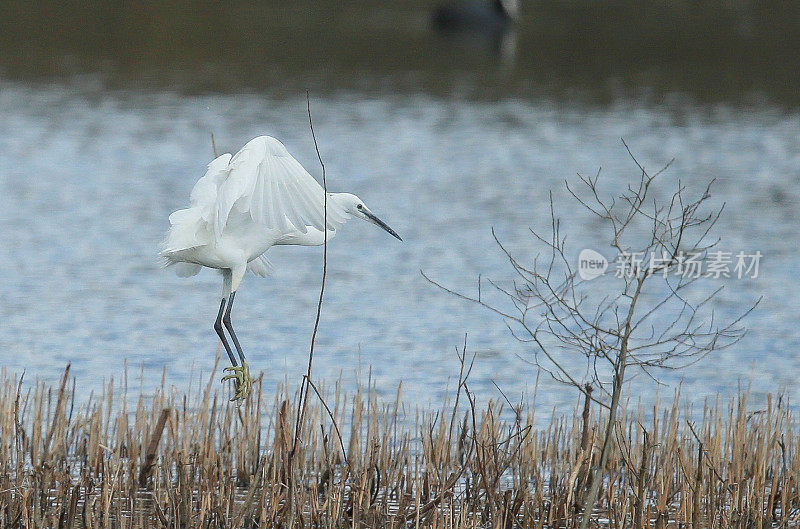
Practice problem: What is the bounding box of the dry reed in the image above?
[0,364,797,528]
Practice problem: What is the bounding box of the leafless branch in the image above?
[423,142,756,529]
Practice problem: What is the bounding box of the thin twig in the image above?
[305,375,348,467]
[292,91,329,457]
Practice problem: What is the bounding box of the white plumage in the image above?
[161,135,401,400]
[162,136,348,287]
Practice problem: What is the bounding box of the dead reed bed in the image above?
[0,363,797,528]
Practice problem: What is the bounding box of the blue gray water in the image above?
[1,80,798,416]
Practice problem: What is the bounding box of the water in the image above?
[4,2,800,107]
[0,80,798,419]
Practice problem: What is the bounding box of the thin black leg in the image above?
[214,298,238,367]
[222,291,247,365]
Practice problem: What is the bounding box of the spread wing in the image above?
[188,152,232,223]
[213,136,348,240]
[161,153,233,254]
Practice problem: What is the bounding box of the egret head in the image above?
[336,193,402,241]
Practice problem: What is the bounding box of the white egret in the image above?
[160,135,401,400]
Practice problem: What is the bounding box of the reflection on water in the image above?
[2,1,800,105]
[0,81,798,417]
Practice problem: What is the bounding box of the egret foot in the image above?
[222,362,252,401]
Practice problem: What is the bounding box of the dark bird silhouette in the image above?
[432,0,518,35]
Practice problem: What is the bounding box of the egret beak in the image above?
[364,211,402,241]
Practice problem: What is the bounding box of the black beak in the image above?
[364,211,402,241]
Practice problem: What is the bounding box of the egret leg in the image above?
[220,291,252,401]
[222,291,246,365]
[214,298,238,367]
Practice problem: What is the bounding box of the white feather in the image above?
[160,135,398,293]
[213,136,349,240]
[246,254,274,277]
[160,135,400,400]
[175,262,202,277]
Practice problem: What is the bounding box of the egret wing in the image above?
[213,136,348,239]
[247,254,274,277]
[189,153,232,223]
[161,153,233,254]
[174,263,202,277]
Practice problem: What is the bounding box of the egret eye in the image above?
[357,204,363,210]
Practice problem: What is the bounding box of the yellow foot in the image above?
[222,362,253,401]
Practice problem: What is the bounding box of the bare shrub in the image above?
[425,142,758,526]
